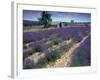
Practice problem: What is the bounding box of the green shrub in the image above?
[23,48,36,59]
[35,40,75,67]
[36,57,48,68]
[52,38,62,45]
[46,49,61,62]
[72,37,82,43]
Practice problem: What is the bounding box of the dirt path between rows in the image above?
[45,36,89,68]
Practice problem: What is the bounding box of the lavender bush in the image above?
[23,26,91,68]
[70,36,91,66]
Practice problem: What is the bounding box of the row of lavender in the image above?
[23,27,90,69]
[23,27,90,58]
[70,35,91,66]
[23,27,90,43]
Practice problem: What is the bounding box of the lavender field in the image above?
[70,35,91,66]
[23,26,91,69]
[23,10,91,69]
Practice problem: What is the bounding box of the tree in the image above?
[38,11,52,28]
[70,20,74,24]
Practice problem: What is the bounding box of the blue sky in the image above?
[23,10,91,23]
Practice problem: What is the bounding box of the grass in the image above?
[24,28,56,32]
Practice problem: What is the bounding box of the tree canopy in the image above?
[38,11,52,28]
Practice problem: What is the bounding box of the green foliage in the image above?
[32,40,75,68]
[34,46,42,52]
[46,49,61,62]
[52,38,62,45]
[63,22,69,26]
[65,42,74,51]
[49,34,62,45]
[46,41,74,63]
[23,48,36,59]
[72,37,82,43]
[38,11,52,28]
[36,57,48,68]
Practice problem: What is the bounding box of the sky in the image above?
[23,10,91,23]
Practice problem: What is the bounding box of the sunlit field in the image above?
[24,27,57,32]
